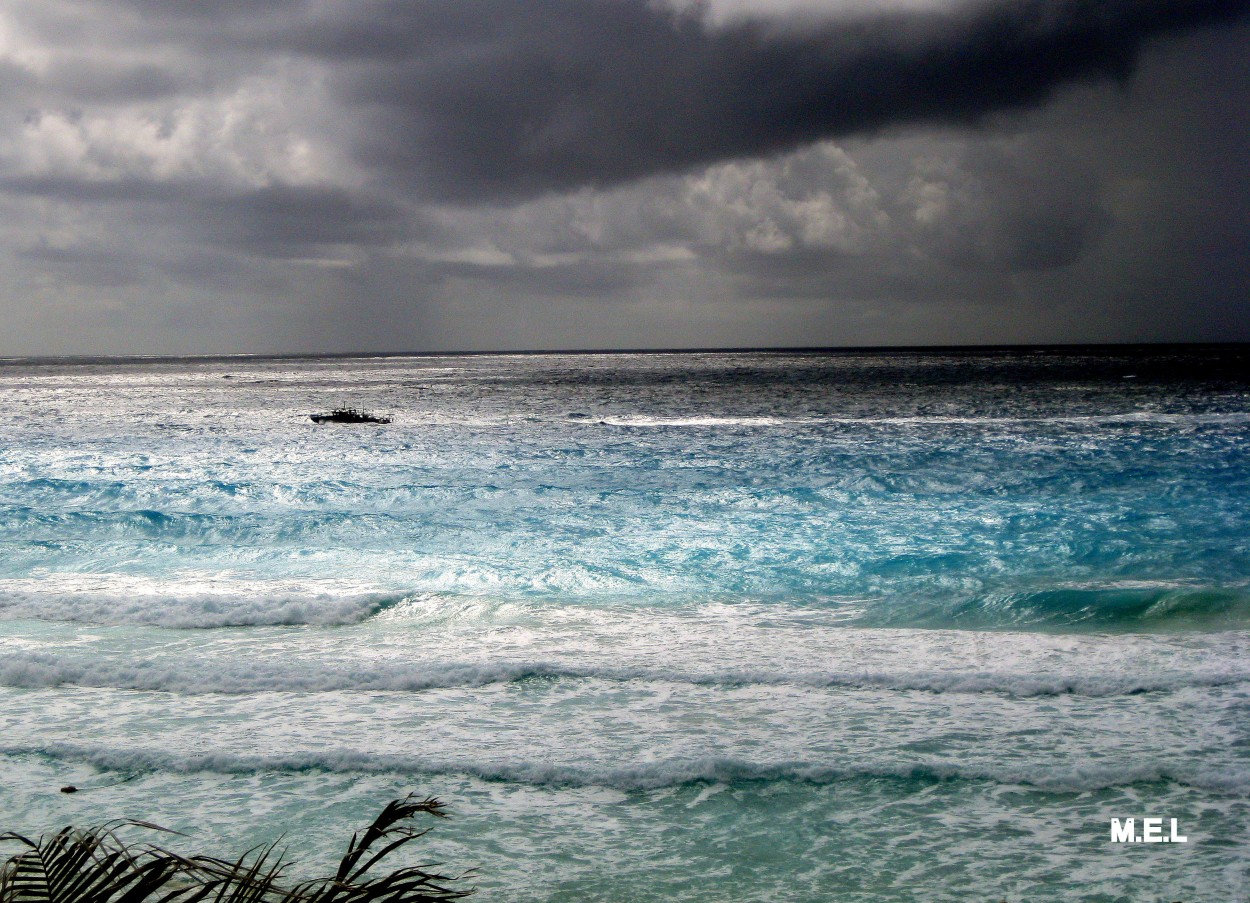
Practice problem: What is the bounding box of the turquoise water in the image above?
[1,348,1248,900]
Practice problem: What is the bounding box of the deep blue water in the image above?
[1,348,1248,900]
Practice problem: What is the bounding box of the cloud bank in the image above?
[307,0,1250,200]
[0,0,1246,352]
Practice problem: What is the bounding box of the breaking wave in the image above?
[876,584,1250,630]
[2,650,1245,697]
[5,742,1245,795]
[0,575,405,627]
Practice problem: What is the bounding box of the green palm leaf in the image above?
[1,796,472,903]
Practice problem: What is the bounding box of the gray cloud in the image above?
[0,174,407,258]
[0,0,1246,353]
[46,60,196,104]
[17,242,144,288]
[296,0,1250,201]
[901,140,1112,272]
[187,185,413,258]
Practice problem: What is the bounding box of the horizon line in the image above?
[1,340,1248,364]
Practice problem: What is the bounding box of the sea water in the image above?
[0,348,1247,901]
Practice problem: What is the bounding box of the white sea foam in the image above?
[0,574,401,627]
[597,415,822,427]
[591,412,1250,429]
[6,741,1246,794]
[1,649,1246,697]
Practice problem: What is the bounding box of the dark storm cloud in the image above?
[1,174,409,257]
[1,0,1246,353]
[188,185,413,257]
[0,58,37,94]
[17,243,143,287]
[115,0,305,17]
[0,174,192,204]
[435,255,657,298]
[291,0,1250,201]
[903,141,1113,272]
[712,245,1012,304]
[48,60,195,103]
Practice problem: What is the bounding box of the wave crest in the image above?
[4,742,1243,794]
[2,651,1245,697]
[882,584,1250,630]
[0,574,404,627]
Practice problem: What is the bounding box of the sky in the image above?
[1,0,1247,354]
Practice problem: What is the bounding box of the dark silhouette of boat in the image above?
[310,409,393,424]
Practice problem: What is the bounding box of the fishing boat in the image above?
[309,409,392,424]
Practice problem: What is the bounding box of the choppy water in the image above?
[1,348,1248,901]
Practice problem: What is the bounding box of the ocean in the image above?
[1,347,1247,901]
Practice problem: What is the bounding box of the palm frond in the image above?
[0,823,187,903]
[1,796,472,903]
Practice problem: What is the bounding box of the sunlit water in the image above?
[1,348,1248,901]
